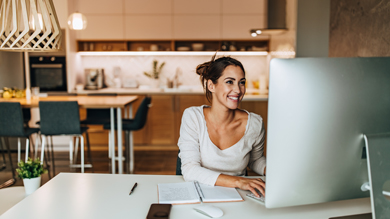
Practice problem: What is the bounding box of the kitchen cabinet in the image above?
[222,15,266,39]
[173,0,221,14]
[78,0,124,14]
[77,15,125,40]
[173,15,221,39]
[75,0,267,41]
[125,15,172,40]
[222,0,266,14]
[125,0,172,14]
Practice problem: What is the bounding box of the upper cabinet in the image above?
[125,0,172,14]
[78,0,123,14]
[173,0,221,14]
[125,15,172,39]
[75,0,267,40]
[78,15,125,39]
[222,0,266,14]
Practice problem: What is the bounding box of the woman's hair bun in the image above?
[196,61,211,77]
[195,52,217,78]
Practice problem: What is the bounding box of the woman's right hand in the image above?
[216,174,266,197]
[236,177,265,198]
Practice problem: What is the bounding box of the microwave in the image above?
[29,56,67,92]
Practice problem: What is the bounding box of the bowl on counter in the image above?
[191,43,204,51]
[177,46,190,51]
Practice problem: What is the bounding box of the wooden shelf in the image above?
[77,39,269,52]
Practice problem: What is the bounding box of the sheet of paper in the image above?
[158,182,200,204]
[199,184,243,202]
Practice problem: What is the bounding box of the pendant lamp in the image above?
[0,0,62,51]
[67,12,87,30]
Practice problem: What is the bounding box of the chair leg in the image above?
[34,133,40,159]
[129,131,134,174]
[85,132,94,173]
[108,131,112,159]
[25,137,30,162]
[0,137,16,189]
[74,136,79,165]
[124,131,129,174]
[40,135,52,179]
[17,138,21,163]
[50,136,55,176]
[69,137,74,172]
[0,138,6,171]
[80,135,85,173]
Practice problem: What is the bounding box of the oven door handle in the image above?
[31,64,63,68]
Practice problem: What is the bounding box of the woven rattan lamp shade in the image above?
[0,0,62,51]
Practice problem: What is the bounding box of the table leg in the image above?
[128,104,134,173]
[110,107,115,174]
[117,107,123,174]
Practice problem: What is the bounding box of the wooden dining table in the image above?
[0,95,138,174]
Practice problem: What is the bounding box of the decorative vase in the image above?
[150,79,160,89]
[23,176,41,195]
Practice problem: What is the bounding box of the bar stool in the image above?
[103,97,151,173]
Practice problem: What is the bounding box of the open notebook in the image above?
[158,181,243,204]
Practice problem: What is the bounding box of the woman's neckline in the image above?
[201,105,250,151]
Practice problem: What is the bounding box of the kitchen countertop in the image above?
[73,87,268,101]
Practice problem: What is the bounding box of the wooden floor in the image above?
[1,148,259,188]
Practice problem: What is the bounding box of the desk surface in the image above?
[0,95,138,108]
[0,173,371,219]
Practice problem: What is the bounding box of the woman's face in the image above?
[208,65,246,110]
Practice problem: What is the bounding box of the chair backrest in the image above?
[176,150,182,175]
[39,101,81,135]
[0,102,25,136]
[132,97,152,130]
[84,94,118,122]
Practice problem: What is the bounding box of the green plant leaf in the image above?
[16,158,47,179]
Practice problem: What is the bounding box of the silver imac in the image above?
[265,57,390,208]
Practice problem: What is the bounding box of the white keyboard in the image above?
[246,193,265,204]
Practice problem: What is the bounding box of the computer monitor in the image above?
[265,57,390,208]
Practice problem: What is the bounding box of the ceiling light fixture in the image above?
[67,12,87,30]
[0,0,62,51]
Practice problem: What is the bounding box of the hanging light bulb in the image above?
[68,12,87,30]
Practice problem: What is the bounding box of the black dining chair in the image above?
[39,101,93,174]
[80,93,118,162]
[0,137,16,189]
[0,102,40,188]
[0,102,40,163]
[176,150,182,175]
[103,96,152,174]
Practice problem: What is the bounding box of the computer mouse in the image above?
[193,205,224,218]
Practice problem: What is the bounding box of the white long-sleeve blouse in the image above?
[178,105,266,186]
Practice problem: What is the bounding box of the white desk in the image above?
[0,173,372,219]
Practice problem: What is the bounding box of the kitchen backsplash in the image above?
[78,55,269,89]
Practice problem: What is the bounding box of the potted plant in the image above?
[144,60,165,88]
[16,158,47,195]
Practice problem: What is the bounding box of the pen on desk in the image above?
[129,182,138,195]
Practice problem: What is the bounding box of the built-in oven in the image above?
[29,56,67,92]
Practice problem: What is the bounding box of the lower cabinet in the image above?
[85,94,268,150]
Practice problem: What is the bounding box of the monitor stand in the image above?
[362,133,390,219]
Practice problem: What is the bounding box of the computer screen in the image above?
[265,57,390,208]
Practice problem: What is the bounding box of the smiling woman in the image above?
[178,55,267,198]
